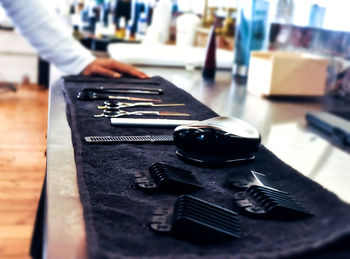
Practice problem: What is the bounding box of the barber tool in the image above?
[63,75,161,85]
[82,87,163,95]
[97,102,185,110]
[173,116,261,167]
[85,135,174,144]
[110,118,200,127]
[77,91,162,102]
[94,110,190,118]
[134,162,202,192]
[150,195,241,242]
[225,170,271,191]
[229,171,312,220]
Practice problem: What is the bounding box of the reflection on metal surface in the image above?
[266,122,350,203]
[226,83,247,118]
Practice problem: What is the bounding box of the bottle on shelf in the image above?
[116,16,126,39]
[130,0,146,36]
[222,7,236,38]
[175,3,200,46]
[147,0,172,44]
[125,20,135,40]
[216,7,236,50]
[106,13,116,37]
[203,7,218,28]
[136,12,148,41]
[73,25,83,40]
[232,0,270,79]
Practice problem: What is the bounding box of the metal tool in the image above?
[83,87,163,95]
[63,75,160,85]
[94,110,190,118]
[97,102,185,110]
[110,118,200,127]
[77,91,162,102]
[85,135,174,144]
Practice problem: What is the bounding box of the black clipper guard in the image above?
[229,171,313,220]
[134,162,203,193]
[150,195,241,243]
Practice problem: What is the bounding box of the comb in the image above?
[85,135,173,144]
[150,195,241,243]
[134,162,203,192]
[233,181,312,220]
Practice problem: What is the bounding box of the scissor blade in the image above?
[94,114,105,117]
[158,112,190,116]
[152,103,185,107]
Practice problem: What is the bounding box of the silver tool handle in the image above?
[110,118,199,127]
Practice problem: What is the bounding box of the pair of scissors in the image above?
[94,110,190,118]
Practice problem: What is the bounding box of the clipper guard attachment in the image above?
[150,195,241,242]
[230,171,313,220]
[134,162,203,193]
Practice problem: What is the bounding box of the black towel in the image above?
[62,76,350,259]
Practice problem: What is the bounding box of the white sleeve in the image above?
[0,0,96,74]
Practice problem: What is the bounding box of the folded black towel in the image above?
[63,75,350,259]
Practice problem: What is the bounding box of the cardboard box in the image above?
[247,51,328,96]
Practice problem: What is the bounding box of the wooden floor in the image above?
[0,84,48,259]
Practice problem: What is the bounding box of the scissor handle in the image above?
[94,110,160,118]
[94,111,126,118]
[93,113,107,118]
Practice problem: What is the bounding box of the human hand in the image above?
[82,58,149,79]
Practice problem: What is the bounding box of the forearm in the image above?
[0,0,95,74]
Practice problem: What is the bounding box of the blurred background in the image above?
[1,0,350,97]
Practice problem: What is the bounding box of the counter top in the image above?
[44,67,350,258]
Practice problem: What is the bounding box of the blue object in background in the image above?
[131,0,146,34]
[233,0,270,78]
[308,4,326,29]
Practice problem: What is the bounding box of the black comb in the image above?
[85,135,173,144]
[233,185,312,220]
[134,162,203,193]
[150,195,241,242]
